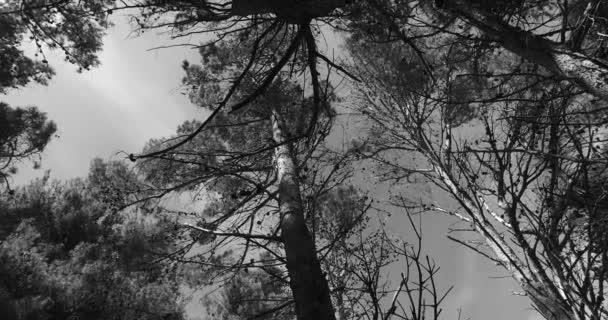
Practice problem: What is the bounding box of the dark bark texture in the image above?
[444,0,608,103]
[271,108,336,320]
[232,0,347,23]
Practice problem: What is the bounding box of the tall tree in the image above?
[133,34,339,318]
[347,15,608,320]
[200,185,452,320]
[9,1,608,318]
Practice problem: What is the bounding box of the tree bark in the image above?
[433,164,577,320]
[523,282,574,320]
[232,0,347,23]
[270,106,336,320]
[441,0,608,103]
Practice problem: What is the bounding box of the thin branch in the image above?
[181,222,281,242]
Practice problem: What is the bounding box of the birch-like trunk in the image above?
[433,164,577,320]
[442,0,608,103]
[270,107,336,320]
[333,266,348,320]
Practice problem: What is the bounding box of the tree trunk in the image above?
[523,283,575,320]
[270,107,336,320]
[443,0,608,103]
[232,0,347,23]
[433,165,577,320]
[335,292,348,320]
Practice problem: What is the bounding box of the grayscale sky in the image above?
[3,13,543,320]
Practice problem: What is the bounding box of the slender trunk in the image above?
[433,164,577,320]
[443,0,608,103]
[335,292,347,320]
[523,283,575,320]
[334,265,348,320]
[327,240,348,320]
[270,107,336,320]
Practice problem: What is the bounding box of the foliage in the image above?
[0,161,183,320]
[0,102,56,190]
[201,251,295,320]
[9,0,608,319]
[0,12,53,93]
[0,0,113,191]
[1,0,112,74]
[346,5,608,318]
[198,184,452,320]
[132,32,342,318]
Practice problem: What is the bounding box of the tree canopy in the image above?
[0,103,56,190]
[0,160,183,319]
[4,0,608,320]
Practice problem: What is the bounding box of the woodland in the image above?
[1,0,608,319]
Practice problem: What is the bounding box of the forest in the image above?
[1,0,608,319]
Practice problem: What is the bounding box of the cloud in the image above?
[6,15,208,185]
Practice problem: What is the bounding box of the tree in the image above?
[201,251,296,320]
[133,33,340,317]
[89,0,605,103]
[129,26,451,320]
[347,14,608,320]
[2,3,347,315]
[0,160,184,320]
[119,0,608,104]
[9,0,608,318]
[313,187,453,320]
[0,0,110,74]
[425,0,608,102]
[0,102,56,190]
[6,0,608,132]
[199,185,452,320]
[0,0,113,190]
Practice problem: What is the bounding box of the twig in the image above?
[181,222,281,242]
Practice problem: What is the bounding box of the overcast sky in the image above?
[3,13,543,320]
[5,15,207,185]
